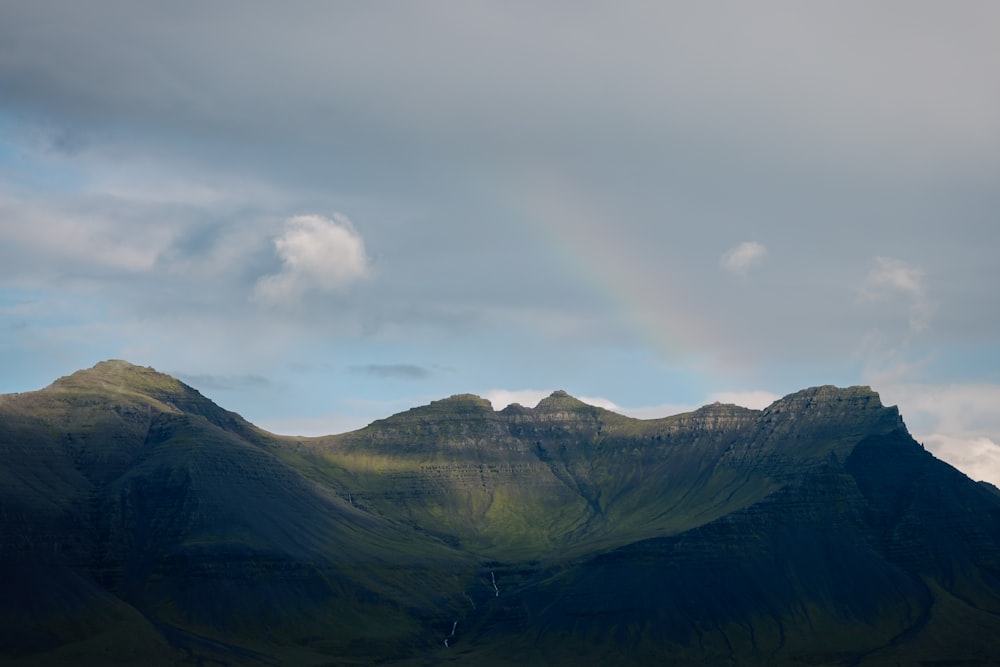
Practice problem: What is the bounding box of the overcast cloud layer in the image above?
[1,2,999,484]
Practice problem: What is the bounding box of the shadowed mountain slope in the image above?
[2,361,999,665]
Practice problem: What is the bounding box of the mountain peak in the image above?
[534,390,600,414]
[764,385,889,416]
[431,393,494,411]
[51,359,192,398]
[751,384,905,456]
[373,393,496,428]
[45,360,255,434]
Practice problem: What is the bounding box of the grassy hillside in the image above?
[3,361,1000,665]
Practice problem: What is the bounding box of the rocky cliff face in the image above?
[2,361,999,666]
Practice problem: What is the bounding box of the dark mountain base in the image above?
[2,361,1000,665]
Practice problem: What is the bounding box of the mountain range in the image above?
[2,360,999,665]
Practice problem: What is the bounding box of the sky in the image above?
[1,2,999,484]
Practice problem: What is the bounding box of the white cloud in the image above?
[483,388,550,410]
[0,194,170,278]
[864,256,924,298]
[577,395,624,411]
[255,413,372,438]
[483,389,627,413]
[614,391,779,420]
[919,433,1000,489]
[877,381,1000,486]
[255,214,370,303]
[878,382,1000,437]
[720,241,767,276]
[616,403,699,420]
[709,390,780,410]
[861,256,932,333]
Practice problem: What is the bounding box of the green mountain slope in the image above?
[2,361,999,665]
[0,362,473,665]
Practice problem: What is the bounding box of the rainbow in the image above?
[494,170,718,366]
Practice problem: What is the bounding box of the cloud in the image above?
[709,390,781,410]
[483,389,550,410]
[348,364,432,380]
[860,256,932,333]
[720,241,767,276]
[6,3,999,180]
[878,382,1000,437]
[613,391,780,419]
[0,194,170,279]
[863,256,924,300]
[876,381,1000,486]
[577,395,625,411]
[255,413,372,438]
[484,389,630,413]
[919,433,1000,488]
[254,214,370,303]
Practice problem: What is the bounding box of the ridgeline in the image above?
[2,361,999,665]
